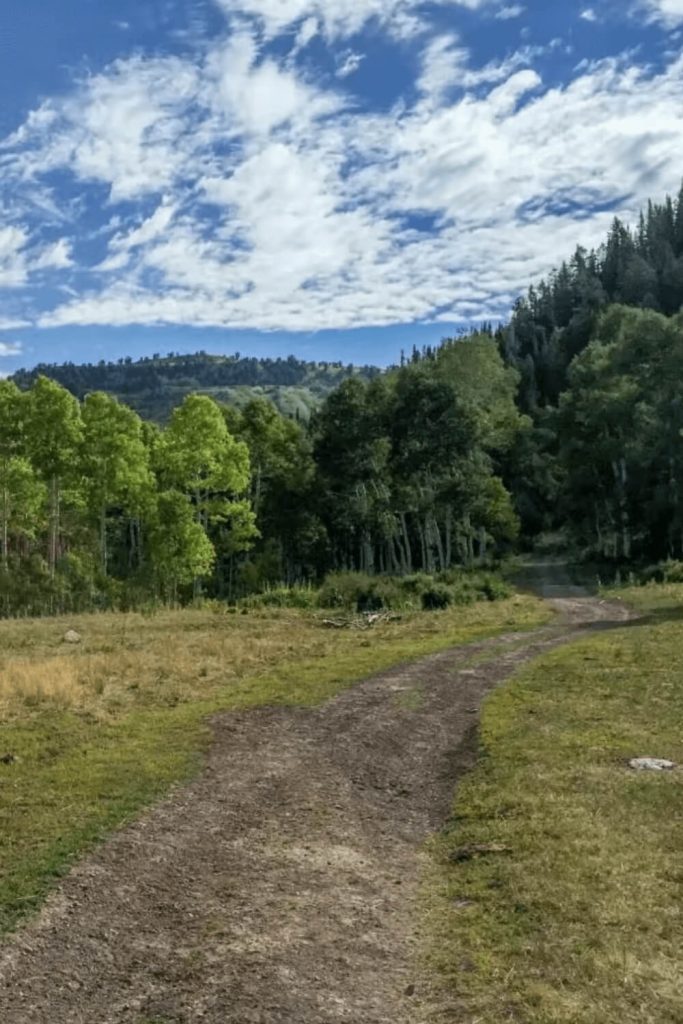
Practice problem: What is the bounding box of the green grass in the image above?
[0,595,549,935]
[424,583,683,1023]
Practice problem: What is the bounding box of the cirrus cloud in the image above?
[1,16,683,334]
[638,0,683,26]
[213,0,500,39]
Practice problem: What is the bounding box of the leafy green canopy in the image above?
[0,333,525,613]
[0,383,257,614]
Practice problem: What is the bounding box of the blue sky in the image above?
[1,0,682,371]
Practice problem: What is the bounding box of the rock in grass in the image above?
[629,757,676,772]
[0,753,16,765]
[63,630,82,644]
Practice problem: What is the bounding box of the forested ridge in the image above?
[11,352,380,423]
[2,184,683,616]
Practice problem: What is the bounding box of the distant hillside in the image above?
[11,352,381,421]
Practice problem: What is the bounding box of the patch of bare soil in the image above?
[0,596,633,1024]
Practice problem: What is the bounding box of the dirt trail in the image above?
[0,586,633,1024]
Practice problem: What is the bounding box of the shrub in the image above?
[317,572,409,612]
[315,569,513,613]
[436,569,511,603]
[436,568,470,587]
[448,583,478,606]
[421,584,453,610]
[317,572,372,609]
[661,561,683,583]
[480,575,512,602]
[399,573,435,596]
[240,585,318,610]
[189,596,233,613]
[359,578,406,612]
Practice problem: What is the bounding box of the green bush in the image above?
[317,569,513,613]
[436,568,511,603]
[399,573,435,596]
[421,584,453,610]
[480,574,512,602]
[435,568,470,586]
[359,578,406,612]
[637,560,683,586]
[240,585,318,610]
[448,583,478,606]
[317,572,411,612]
[317,571,371,609]
[660,561,683,583]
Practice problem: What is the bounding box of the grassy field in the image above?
[424,583,683,1023]
[0,594,548,935]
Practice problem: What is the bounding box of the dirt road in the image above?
[0,589,632,1023]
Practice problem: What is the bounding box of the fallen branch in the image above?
[320,611,402,630]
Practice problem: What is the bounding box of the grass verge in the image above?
[0,594,549,935]
[424,584,683,1023]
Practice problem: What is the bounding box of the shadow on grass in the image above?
[625,602,683,628]
[567,601,683,639]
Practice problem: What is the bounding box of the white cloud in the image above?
[294,15,319,49]
[336,51,365,77]
[0,319,30,331]
[33,238,74,271]
[0,339,23,357]
[417,35,468,100]
[204,30,342,135]
[5,21,683,333]
[213,0,498,40]
[0,227,28,288]
[580,8,598,21]
[417,35,546,103]
[97,201,177,271]
[3,57,200,202]
[639,0,683,26]
[495,5,525,19]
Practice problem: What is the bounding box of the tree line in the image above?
[0,335,524,615]
[12,352,379,402]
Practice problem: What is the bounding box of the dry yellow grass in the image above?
[0,597,548,721]
[0,657,81,708]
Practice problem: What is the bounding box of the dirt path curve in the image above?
[0,585,633,1024]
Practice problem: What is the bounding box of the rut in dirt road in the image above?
[0,594,633,1024]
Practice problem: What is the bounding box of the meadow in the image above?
[0,593,548,934]
[424,582,683,1023]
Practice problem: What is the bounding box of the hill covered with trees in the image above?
[10,352,381,422]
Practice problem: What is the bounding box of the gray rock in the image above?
[629,757,676,772]
[63,630,82,644]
